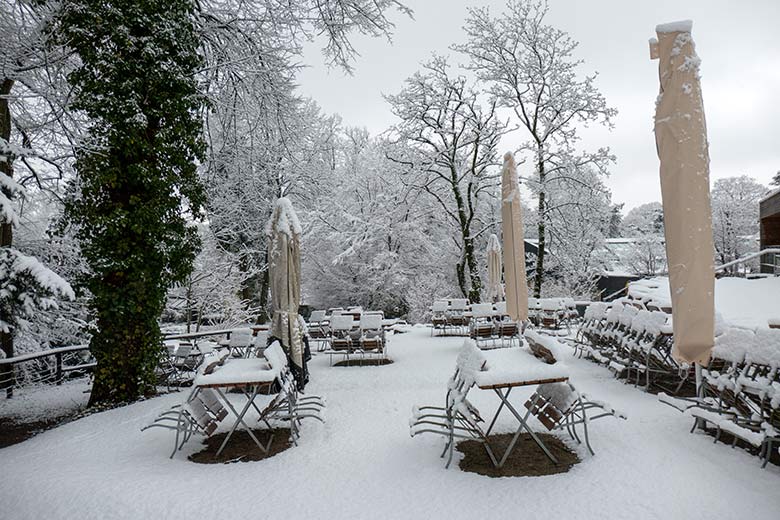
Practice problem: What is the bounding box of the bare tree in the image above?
[455,0,615,297]
[385,56,504,302]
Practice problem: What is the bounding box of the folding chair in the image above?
[359,313,386,358]
[524,382,626,456]
[447,299,470,335]
[327,315,355,365]
[410,342,493,468]
[307,310,331,352]
[431,300,449,336]
[469,303,497,349]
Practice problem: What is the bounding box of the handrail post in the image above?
[56,353,63,385]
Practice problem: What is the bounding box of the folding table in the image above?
[474,347,569,467]
[193,357,279,456]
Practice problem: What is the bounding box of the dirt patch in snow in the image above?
[0,416,73,448]
[457,432,580,477]
[333,358,394,367]
[189,428,292,464]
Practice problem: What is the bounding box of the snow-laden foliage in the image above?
[0,248,73,335]
[537,163,613,298]
[455,0,616,297]
[165,224,253,332]
[385,56,504,303]
[303,130,456,321]
[711,175,766,271]
[621,202,667,276]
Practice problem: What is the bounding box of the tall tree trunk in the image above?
[534,151,546,298]
[464,234,481,303]
[257,256,270,324]
[451,174,481,303]
[1,78,15,398]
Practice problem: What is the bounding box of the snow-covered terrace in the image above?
[1,326,777,519]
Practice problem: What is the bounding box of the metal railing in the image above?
[0,327,246,399]
[715,248,780,276]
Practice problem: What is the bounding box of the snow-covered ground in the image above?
[0,378,89,422]
[629,276,780,329]
[1,326,778,519]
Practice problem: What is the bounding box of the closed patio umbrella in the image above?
[266,197,308,389]
[651,20,715,366]
[500,152,529,322]
[486,233,503,303]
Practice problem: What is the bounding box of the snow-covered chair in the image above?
[359,313,386,357]
[326,315,355,364]
[446,299,470,335]
[523,381,626,456]
[431,300,449,336]
[469,303,497,349]
[410,341,491,468]
[307,310,331,352]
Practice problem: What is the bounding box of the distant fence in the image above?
[0,328,243,399]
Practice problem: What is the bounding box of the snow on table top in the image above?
[194,358,277,386]
[475,346,569,388]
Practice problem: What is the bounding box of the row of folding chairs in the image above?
[573,300,696,396]
[468,303,521,349]
[307,310,388,363]
[430,298,471,336]
[659,327,780,468]
[527,297,580,333]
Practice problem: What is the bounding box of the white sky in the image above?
[297,0,780,211]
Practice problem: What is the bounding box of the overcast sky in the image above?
[298,0,780,211]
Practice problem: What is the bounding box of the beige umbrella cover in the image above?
[266,197,305,375]
[501,152,529,322]
[486,233,503,303]
[652,20,715,366]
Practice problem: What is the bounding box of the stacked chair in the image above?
[430,300,450,336]
[322,310,389,365]
[659,327,780,468]
[467,302,521,349]
[574,299,694,396]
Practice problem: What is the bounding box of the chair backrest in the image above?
[432,300,449,313]
[449,299,469,312]
[228,331,253,348]
[540,299,560,312]
[471,303,494,318]
[528,298,541,310]
[309,310,327,323]
[525,382,578,430]
[264,342,288,372]
[330,315,355,331]
[494,301,507,315]
[360,314,383,331]
[330,308,344,318]
[176,344,192,358]
[166,344,177,356]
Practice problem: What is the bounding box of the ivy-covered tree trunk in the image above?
[55,0,206,406]
[1,78,14,398]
